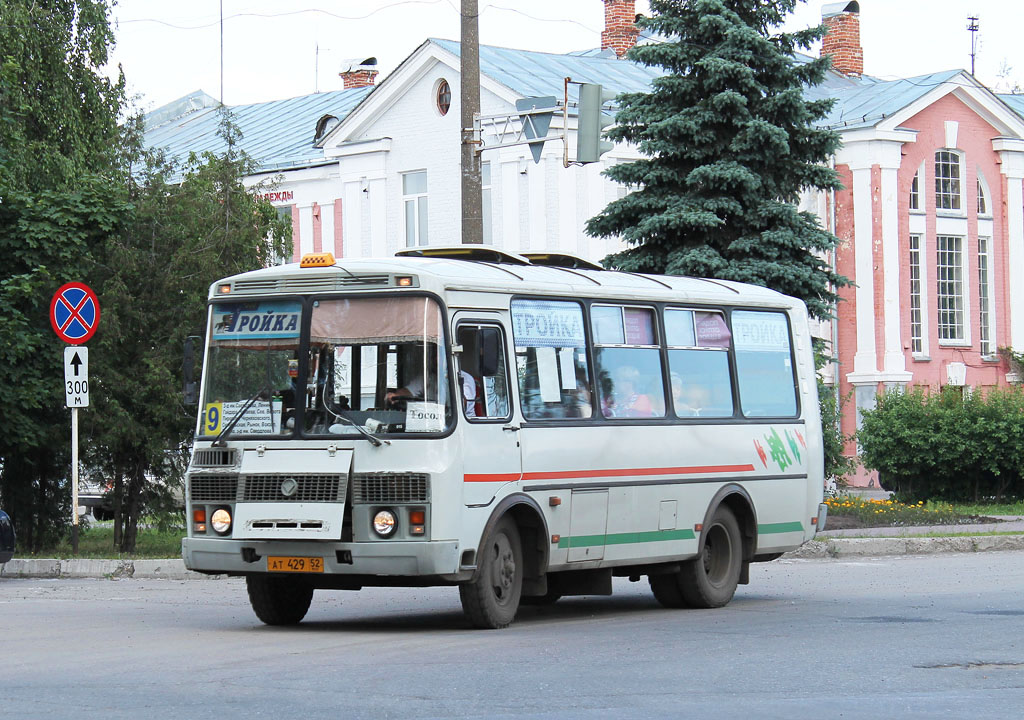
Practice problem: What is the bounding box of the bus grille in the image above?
[352,473,429,503]
[191,448,238,468]
[243,474,345,503]
[189,475,239,502]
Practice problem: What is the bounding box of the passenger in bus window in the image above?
[605,365,655,418]
[671,373,710,417]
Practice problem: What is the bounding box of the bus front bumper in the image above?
[183,536,463,579]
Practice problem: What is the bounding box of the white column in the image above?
[369,178,387,258]
[880,165,907,374]
[850,165,877,376]
[500,158,520,253]
[343,183,363,258]
[994,140,1024,353]
[319,198,335,255]
[527,156,546,251]
[297,204,314,256]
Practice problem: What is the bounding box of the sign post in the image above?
[51,282,100,555]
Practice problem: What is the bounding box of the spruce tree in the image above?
[586,0,849,321]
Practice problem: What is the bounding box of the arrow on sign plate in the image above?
[70,351,83,376]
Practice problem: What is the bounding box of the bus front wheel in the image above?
[459,516,523,629]
[246,575,314,625]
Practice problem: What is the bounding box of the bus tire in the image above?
[459,516,523,629]
[246,575,314,625]
[679,505,742,608]
[648,572,687,608]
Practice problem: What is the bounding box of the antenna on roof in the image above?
[967,16,979,76]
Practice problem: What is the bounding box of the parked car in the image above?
[0,510,15,564]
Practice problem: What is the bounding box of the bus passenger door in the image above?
[454,318,521,506]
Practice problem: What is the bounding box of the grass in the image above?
[825,493,1023,528]
[26,523,185,559]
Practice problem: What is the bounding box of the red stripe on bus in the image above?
[522,465,755,481]
[464,473,523,483]
[463,465,755,483]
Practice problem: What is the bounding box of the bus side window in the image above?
[731,310,798,417]
[592,305,666,419]
[510,299,592,420]
[664,308,734,418]
[456,324,510,420]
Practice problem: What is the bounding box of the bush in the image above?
[858,386,1024,503]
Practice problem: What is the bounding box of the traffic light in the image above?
[576,83,616,164]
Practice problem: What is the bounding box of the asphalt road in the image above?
[2,552,1023,719]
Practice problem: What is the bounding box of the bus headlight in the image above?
[211,508,232,535]
[372,509,397,537]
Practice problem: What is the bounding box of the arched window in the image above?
[934,150,962,211]
[977,174,991,216]
[909,169,920,211]
[314,114,339,142]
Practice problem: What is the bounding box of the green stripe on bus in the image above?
[558,528,696,549]
[758,521,804,534]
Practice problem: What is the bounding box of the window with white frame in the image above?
[481,161,492,245]
[909,170,920,211]
[936,235,965,342]
[909,234,923,355]
[934,151,962,211]
[978,236,995,357]
[402,170,428,247]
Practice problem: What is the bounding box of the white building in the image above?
[144,1,660,265]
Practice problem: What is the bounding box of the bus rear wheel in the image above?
[459,516,523,628]
[246,575,314,625]
[679,505,742,608]
[649,505,742,609]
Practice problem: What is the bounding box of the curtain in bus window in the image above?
[310,296,441,344]
[592,305,666,419]
[732,310,797,417]
[664,308,734,418]
[510,299,592,419]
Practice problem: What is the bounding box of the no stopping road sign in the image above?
[50,282,101,345]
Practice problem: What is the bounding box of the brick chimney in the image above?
[601,0,637,58]
[340,57,379,89]
[821,2,863,76]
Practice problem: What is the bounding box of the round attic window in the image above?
[436,79,451,116]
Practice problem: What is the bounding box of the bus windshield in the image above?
[200,300,301,438]
[199,295,452,440]
[305,296,451,437]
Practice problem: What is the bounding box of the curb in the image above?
[4,534,1024,578]
[787,534,1024,559]
[0,558,210,580]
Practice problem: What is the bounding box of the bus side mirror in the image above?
[479,327,501,376]
[183,335,200,405]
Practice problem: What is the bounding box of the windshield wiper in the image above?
[211,387,270,447]
[326,407,390,447]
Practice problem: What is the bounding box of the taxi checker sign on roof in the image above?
[212,301,302,340]
[50,282,101,345]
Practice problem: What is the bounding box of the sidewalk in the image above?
[3,517,1024,578]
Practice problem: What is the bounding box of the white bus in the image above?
[183,247,826,628]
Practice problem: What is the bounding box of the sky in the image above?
[105,0,1024,114]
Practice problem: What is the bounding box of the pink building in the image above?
[816,2,1024,485]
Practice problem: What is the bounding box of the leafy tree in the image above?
[0,0,128,549]
[83,113,292,551]
[586,0,849,321]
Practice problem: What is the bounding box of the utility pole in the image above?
[968,16,979,76]
[460,0,483,244]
